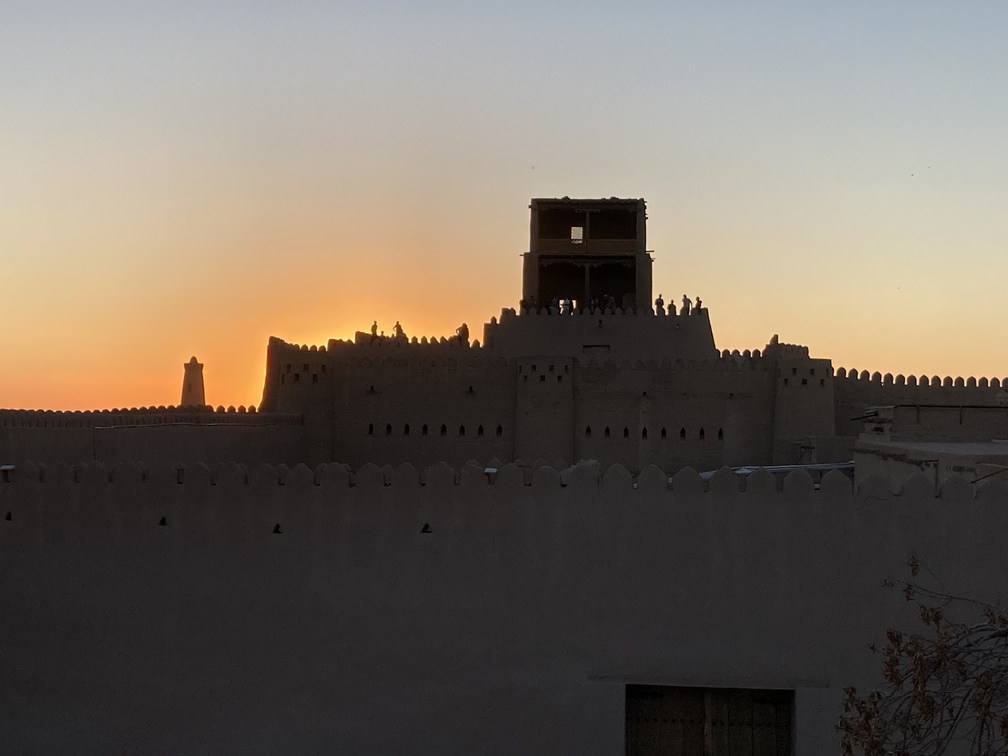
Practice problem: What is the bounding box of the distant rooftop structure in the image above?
[523,197,651,312]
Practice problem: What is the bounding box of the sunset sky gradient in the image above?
[3,2,1007,410]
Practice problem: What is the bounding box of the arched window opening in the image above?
[477,425,484,438]
[623,427,630,439]
[440,424,447,437]
[422,424,428,437]
[404,424,410,436]
[368,423,374,436]
[661,427,667,440]
[496,424,503,437]
[385,424,392,436]
[585,426,592,439]
[641,427,648,440]
[717,428,724,441]
[459,425,465,437]
[604,426,611,439]
[699,428,706,441]
[679,427,686,440]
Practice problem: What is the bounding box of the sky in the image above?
[2,1,1007,410]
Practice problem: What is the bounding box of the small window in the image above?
[820,379,825,386]
[303,363,309,372]
[385,424,392,436]
[496,424,503,437]
[477,425,484,437]
[783,378,789,386]
[459,425,465,437]
[557,375,562,383]
[571,226,583,243]
[680,428,686,440]
[660,427,667,440]
[540,375,546,382]
[422,424,428,437]
[286,364,291,373]
[792,367,797,375]
[440,424,447,437]
[623,427,629,439]
[801,378,807,386]
[641,427,648,440]
[321,364,327,374]
[404,424,410,436]
[717,428,724,441]
[532,364,537,372]
[549,365,555,373]
[605,426,611,439]
[585,426,592,439]
[810,368,815,376]
[523,375,528,383]
[293,373,300,383]
[368,423,374,436]
[564,365,569,374]
[699,428,705,441]
[312,374,318,384]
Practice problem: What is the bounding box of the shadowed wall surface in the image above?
[2,460,1006,754]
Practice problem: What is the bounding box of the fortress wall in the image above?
[574,355,777,471]
[0,408,305,467]
[833,369,1005,436]
[772,357,835,463]
[2,462,1006,754]
[329,347,516,470]
[487,306,720,363]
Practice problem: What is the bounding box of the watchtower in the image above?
[522,197,652,311]
[180,356,206,407]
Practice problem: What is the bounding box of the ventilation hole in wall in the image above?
[699,428,706,441]
[801,378,807,385]
[810,368,815,375]
[385,424,392,436]
[585,426,592,439]
[421,522,432,534]
[422,424,428,437]
[496,424,503,437]
[312,374,318,384]
[557,375,562,383]
[783,378,788,386]
[820,379,825,386]
[661,427,667,440]
[404,424,410,436]
[458,425,465,437]
[293,373,300,383]
[477,425,484,437]
[605,426,611,439]
[540,375,546,382]
[680,428,686,440]
[321,364,327,374]
[440,424,447,437]
[792,367,797,375]
[623,427,629,439]
[641,427,648,440]
[158,516,167,526]
[273,523,282,534]
[523,375,528,383]
[5,511,11,521]
[718,428,724,441]
[176,468,184,485]
[303,363,309,372]
[368,423,374,436]
[564,365,569,374]
[549,364,555,372]
[532,364,537,372]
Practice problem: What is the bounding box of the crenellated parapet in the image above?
[0,405,302,429]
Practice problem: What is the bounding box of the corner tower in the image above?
[180,356,206,407]
[523,197,651,311]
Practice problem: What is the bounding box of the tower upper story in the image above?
[523,198,651,312]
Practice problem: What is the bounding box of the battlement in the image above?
[0,406,303,429]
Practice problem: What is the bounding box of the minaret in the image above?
[180,356,206,407]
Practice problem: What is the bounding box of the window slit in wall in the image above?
[680,427,686,439]
[368,423,374,436]
[641,427,648,440]
[540,375,546,382]
[293,373,300,383]
[496,424,503,437]
[718,428,724,441]
[661,427,667,440]
[404,424,410,436]
[385,424,392,436]
[440,424,447,437]
[312,374,318,384]
[477,425,484,437]
[623,427,629,439]
[422,424,428,437]
[459,425,465,437]
[699,428,705,441]
[585,426,591,439]
[605,426,611,439]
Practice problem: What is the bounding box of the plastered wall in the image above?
[3,460,1006,754]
